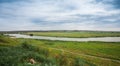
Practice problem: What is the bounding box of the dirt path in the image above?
[47,47,120,63]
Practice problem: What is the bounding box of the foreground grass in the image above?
[0,34,120,66]
[26,39,120,61]
[19,39,120,66]
[25,31,120,38]
[0,35,96,66]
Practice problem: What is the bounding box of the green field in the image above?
[25,31,120,38]
[0,34,120,66]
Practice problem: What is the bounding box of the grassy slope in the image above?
[0,34,120,66]
[44,41,120,60]
[25,31,120,38]
[23,39,120,66]
[0,35,96,66]
[27,40,120,60]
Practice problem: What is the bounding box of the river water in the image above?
[7,34,120,42]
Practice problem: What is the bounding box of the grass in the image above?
[0,34,120,66]
[0,35,96,66]
[0,43,57,66]
[18,39,120,66]
[45,41,120,60]
[25,31,120,38]
[25,39,120,61]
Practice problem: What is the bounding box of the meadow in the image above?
[25,31,120,38]
[0,34,120,66]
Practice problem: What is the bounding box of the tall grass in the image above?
[24,39,120,66]
[0,38,95,66]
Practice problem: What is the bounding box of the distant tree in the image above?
[29,34,33,36]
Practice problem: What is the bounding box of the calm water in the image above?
[7,34,120,42]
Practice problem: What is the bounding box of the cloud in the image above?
[95,0,120,9]
[0,0,120,31]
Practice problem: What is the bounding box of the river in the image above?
[7,34,120,42]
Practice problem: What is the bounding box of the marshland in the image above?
[0,31,120,66]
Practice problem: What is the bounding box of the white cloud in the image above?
[0,0,120,31]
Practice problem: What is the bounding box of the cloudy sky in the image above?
[0,0,120,31]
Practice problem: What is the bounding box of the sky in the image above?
[0,0,120,31]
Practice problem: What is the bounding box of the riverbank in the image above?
[25,31,120,38]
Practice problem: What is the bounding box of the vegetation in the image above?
[0,35,96,66]
[25,39,120,63]
[0,34,120,66]
[25,31,120,38]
